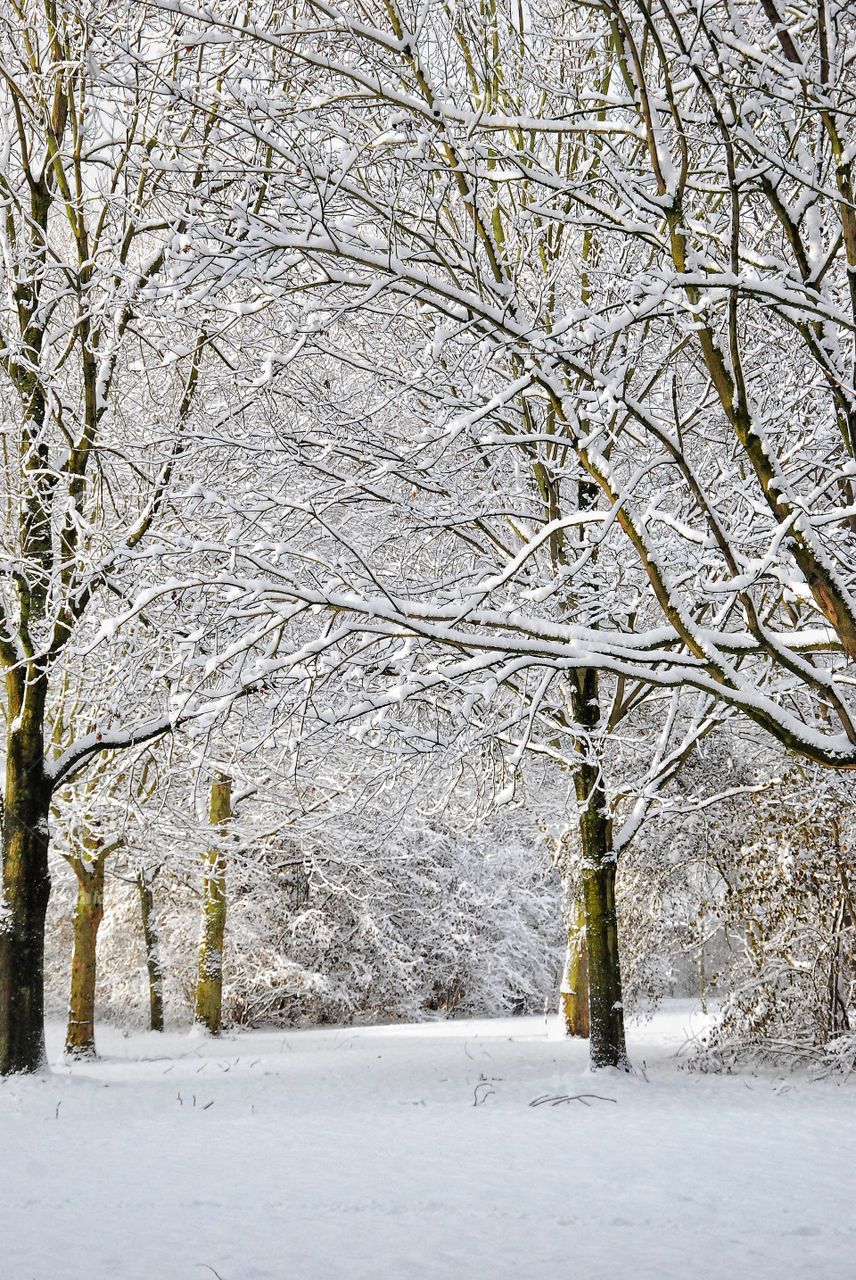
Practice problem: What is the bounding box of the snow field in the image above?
[0,1002,853,1279]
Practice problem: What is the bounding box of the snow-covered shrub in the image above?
[610,741,856,1068]
[693,769,856,1069]
[45,804,563,1029]
[224,818,562,1025]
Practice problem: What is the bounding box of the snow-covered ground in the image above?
[1,1002,853,1279]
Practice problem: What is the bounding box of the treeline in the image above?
[0,0,855,1074]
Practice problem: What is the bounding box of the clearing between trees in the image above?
[1,1001,852,1280]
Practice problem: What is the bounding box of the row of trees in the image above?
[1,0,854,1072]
[48,730,568,1049]
[61,767,230,1056]
[43,714,855,1071]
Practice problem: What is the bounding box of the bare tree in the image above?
[148,0,856,1062]
[0,0,274,1072]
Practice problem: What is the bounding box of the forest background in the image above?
[0,0,854,1080]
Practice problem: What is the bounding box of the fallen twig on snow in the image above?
[528,1093,617,1108]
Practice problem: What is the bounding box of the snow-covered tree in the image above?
[0,0,282,1072]
[171,0,856,752]
[155,0,856,1062]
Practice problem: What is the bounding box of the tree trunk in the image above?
[570,668,628,1070]
[581,851,626,1068]
[137,869,164,1032]
[0,672,51,1074]
[195,773,231,1034]
[698,941,708,1014]
[65,839,106,1059]
[560,898,590,1038]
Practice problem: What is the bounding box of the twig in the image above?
[473,1073,498,1106]
[529,1093,617,1108]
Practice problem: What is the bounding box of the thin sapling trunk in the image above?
[138,869,164,1032]
[194,774,231,1034]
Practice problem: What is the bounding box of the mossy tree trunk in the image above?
[0,669,51,1075]
[195,774,231,1034]
[560,898,590,1038]
[65,835,107,1059]
[138,868,164,1032]
[569,668,628,1070]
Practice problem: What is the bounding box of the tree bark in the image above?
[0,671,51,1074]
[570,668,628,1070]
[65,837,106,1059]
[560,898,590,1038]
[195,773,231,1034]
[580,850,626,1068]
[137,869,164,1032]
